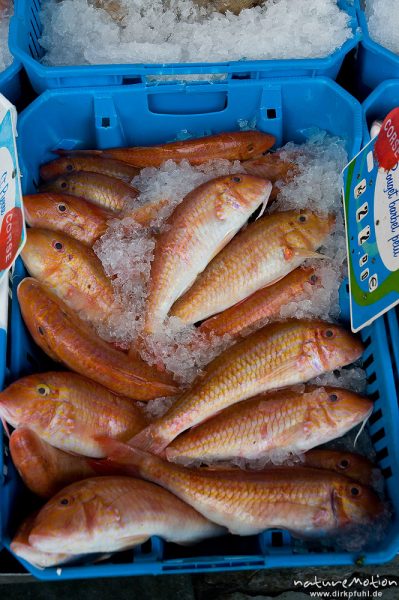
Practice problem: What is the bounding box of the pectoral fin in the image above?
[284,247,327,261]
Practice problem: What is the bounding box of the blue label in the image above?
[343,136,399,332]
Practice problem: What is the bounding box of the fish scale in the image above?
[130,320,364,454]
[0,372,148,457]
[171,209,335,325]
[10,428,97,499]
[16,279,178,400]
[40,172,139,213]
[144,174,272,334]
[199,266,318,340]
[21,228,116,329]
[28,477,224,556]
[166,386,373,464]
[23,193,110,247]
[61,131,275,168]
[98,442,383,538]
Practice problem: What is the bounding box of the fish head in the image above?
[237,131,275,159]
[282,209,335,251]
[40,174,76,196]
[21,228,89,282]
[0,374,61,429]
[29,479,117,553]
[217,174,272,220]
[23,194,83,229]
[309,450,376,488]
[303,321,364,372]
[331,479,384,528]
[39,157,80,181]
[311,386,373,431]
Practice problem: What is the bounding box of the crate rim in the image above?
[356,0,399,64]
[16,74,363,128]
[9,0,360,87]
[0,60,21,90]
[6,76,396,580]
[362,79,399,143]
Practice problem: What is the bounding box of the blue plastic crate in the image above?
[356,0,399,94]
[0,61,22,106]
[9,0,360,94]
[362,79,399,143]
[3,77,399,580]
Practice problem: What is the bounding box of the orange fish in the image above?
[17,278,179,400]
[199,266,319,340]
[29,476,225,555]
[57,131,275,168]
[1,372,148,458]
[21,228,115,328]
[23,193,110,247]
[126,198,170,227]
[144,174,272,334]
[10,428,97,498]
[243,152,299,199]
[11,513,75,569]
[93,441,383,539]
[130,319,364,454]
[171,209,334,325]
[40,172,139,213]
[40,156,139,183]
[198,449,380,490]
[165,386,373,464]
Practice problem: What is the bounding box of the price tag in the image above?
[342,108,399,332]
[0,94,25,283]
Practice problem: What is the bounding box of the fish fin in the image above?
[55,149,103,157]
[284,247,327,261]
[126,424,170,455]
[353,410,372,448]
[92,436,162,480]
[255,181,272,221]
[117,535,150,550]
[94,435,152,465]
[1,418,11,439]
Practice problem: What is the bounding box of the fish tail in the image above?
[92,436,160,477]
[128,424,170,455]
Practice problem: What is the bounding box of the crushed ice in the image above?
[95,132,365,389]
[0,1,13,71]
[366,0,399,55]
[39,0,353,66]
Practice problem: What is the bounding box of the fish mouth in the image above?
[29,531,60,553]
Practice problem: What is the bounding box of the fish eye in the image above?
[339,459,350,469]
[52,241,64,252]
[57,204,67,213]
[350,486,361,497]
[232,176,242,183]
[247,144,255,152]
[298,215,307,223]
[59,497,71,506]
[323,329,335,339]
[60,181,68,190]
[328,393,339,402]
[66,164,73,172]
[38,326,44,335]
[309,274,318,285]
[36,384,50,396]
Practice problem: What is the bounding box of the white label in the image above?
[374,164,399,271]
[355,179,367,199]
[0,147,16,220]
